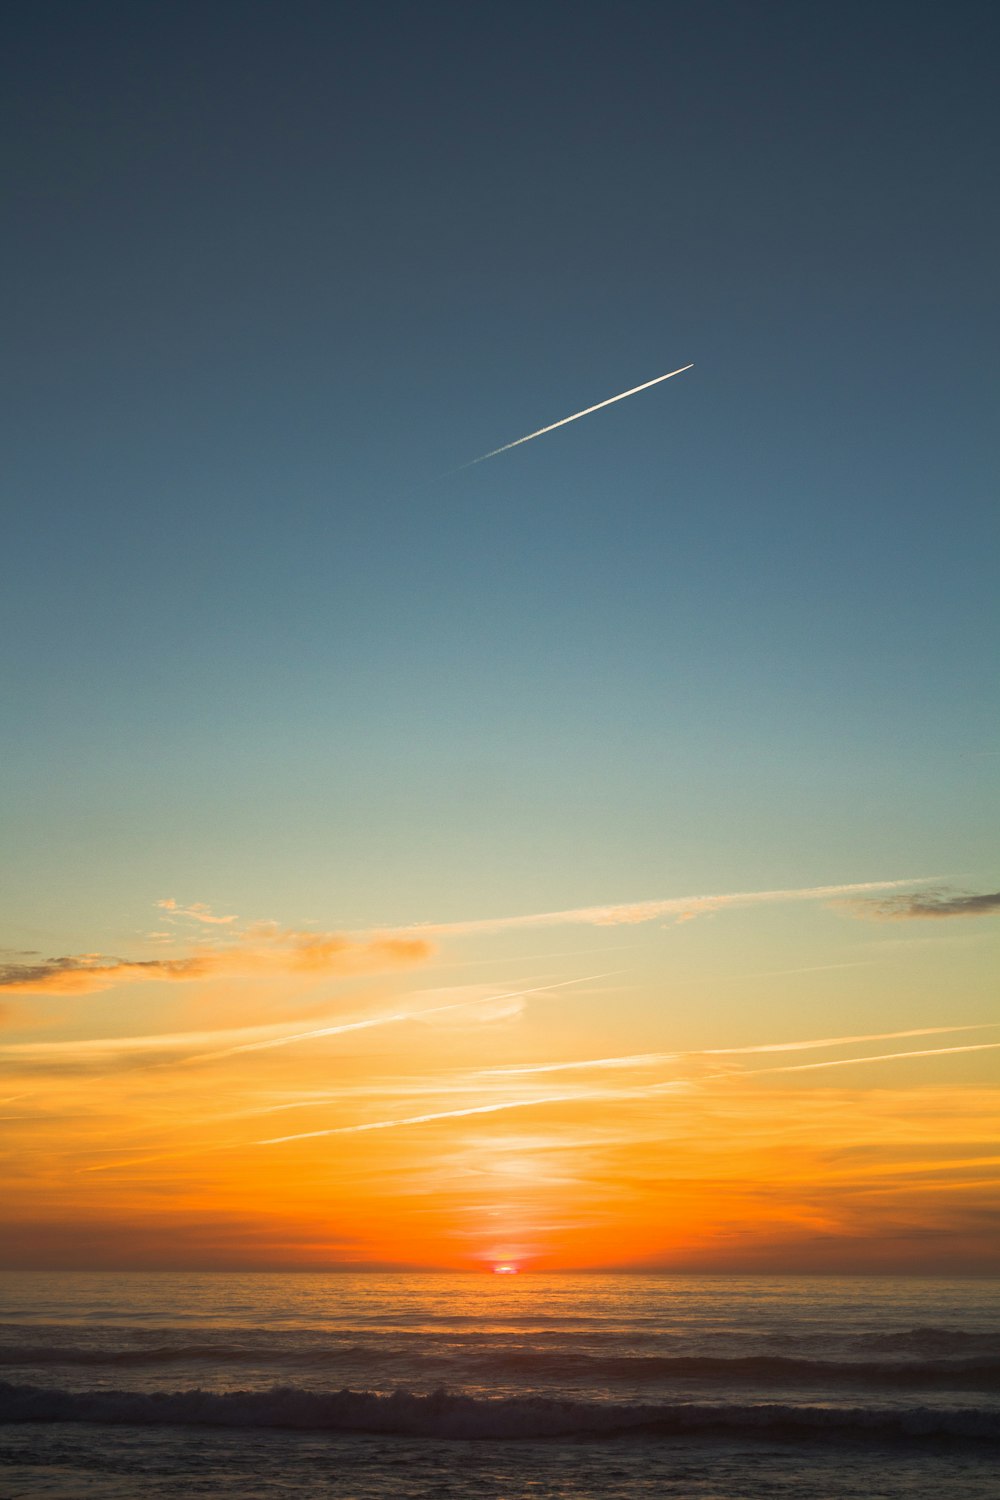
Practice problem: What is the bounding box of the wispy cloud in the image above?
[0,929,432,996]
[0,974,609,1072]
[475,1024,1000,1079]
[754,1041,1000,1074]
[844,888,1000,921]
[256,1093,594,1144]
[2,877,943,997]
[704,1024,1000,1056]
[250,1023,1000,1148]
[388,877,939,938]
[89,1023,994,1147]
[156,899,238,926]
[191,973,610,1065]
[482,1053,675,1078]
[257,1032,1000,1150]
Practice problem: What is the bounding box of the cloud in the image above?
[156,899,238,925]
[476,1024,1000,1078]
[843,888,1000,921]
[250,1023,1000,1149]
[191,975,599,1065]
[0,974,604,1076]
[388,877,940,938]
[5,877,942,1000]
[0,930,432,995]
[256,1092,599,1145]
[754,1041,1000,1075]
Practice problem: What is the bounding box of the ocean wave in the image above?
[473,1351,1000,1390]
[0,1344,254,1368]
[2,1344,998,1390]
[850,1328,1000,1358]
[0,1382,997,1443]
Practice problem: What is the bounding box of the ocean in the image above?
[0,1271,997,1498]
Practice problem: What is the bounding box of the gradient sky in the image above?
[2,0,998,1272]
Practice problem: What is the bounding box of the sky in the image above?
[1,0,998,1273]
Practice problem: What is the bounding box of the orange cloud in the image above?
[0,929,433,995]
[156,899,238,925]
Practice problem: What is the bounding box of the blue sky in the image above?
[3,0,997,935]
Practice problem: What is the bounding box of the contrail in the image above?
[473,1023,1000,1078]
[256,1038,1000,1145]
[754,1041,1000,1075]
[256,1091,591,1145]
[387,876,942,938]
[193,970,616,1063]
[454,364,694,472]
[51,970,616,1077]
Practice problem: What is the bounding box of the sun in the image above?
[492,1263,519,1275]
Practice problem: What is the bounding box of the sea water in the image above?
[0,1271,997,1498]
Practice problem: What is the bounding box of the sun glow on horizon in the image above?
[0,887,997,1274]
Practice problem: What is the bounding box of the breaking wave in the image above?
[1,1381,998,1443]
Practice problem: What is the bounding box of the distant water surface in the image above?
[1,1271,998,1498]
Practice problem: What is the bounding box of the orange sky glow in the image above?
[2,882,997,1273]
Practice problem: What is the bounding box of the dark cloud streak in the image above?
[848,889,1000,921]
[0,954,208,993]
[0,932,433,995]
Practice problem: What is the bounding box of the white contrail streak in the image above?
[256,1092,590,1145]
[472,1023,1000,1078]
[194,970,615,1063]
[258,1037,1000,1146]
[86,1024,996,1169]
[389,876,941,937]
[456,364,694,471]
[5,972,614,1073]
[755,1041,1000,1075]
